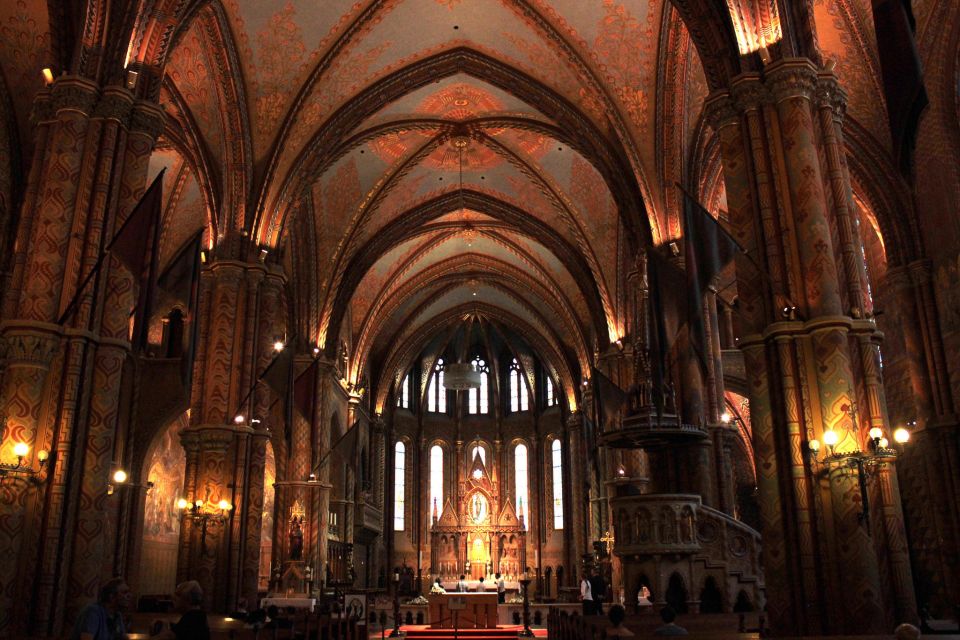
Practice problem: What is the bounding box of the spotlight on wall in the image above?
[667,241,680,256]
[234,415,245,424]
[41,68,54,85]
[259,248,269,263]
[273,340,285,352]
[125,69,139,89]
[720,412,732,424]
[313,347,320,355]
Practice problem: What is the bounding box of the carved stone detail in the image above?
[765,60,819,102]
[92,88,134,122]
[0,327,61,368]
[50,76,99,116]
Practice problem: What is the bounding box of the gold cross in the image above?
[600,530,615,554]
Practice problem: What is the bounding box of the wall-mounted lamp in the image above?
[720,411,732,425]
[273,340,285,353]
[178,497,233,556]
[234,415,245,425]
[807,423,910,531]
[107,467,129,495]
[41,68,55,85]
[125,69,139,90]
[0,442,50,483]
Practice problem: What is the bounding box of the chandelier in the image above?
[444,362,481,390]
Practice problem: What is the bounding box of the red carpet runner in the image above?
[396,624,545,639]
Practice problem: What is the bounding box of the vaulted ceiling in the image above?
[0,0,923,411]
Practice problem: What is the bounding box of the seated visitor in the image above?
[152,581,210,640]
[70,578,132,640]
[653,606,688,636]
[607,605,634,637]
[430,578,446,594]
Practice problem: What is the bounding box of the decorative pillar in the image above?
[0,74,164,638]
[705,59,917,634]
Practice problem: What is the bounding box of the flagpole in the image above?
[56,170,166,326]
[230,345,290,423]
[674,182,800,316]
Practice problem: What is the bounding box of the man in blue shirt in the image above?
[70,578,132,640]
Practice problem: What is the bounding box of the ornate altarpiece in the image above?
[429,453,527,581]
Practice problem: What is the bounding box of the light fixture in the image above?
[41,68,54,85]
[113,469,128,484]
[472,468,482,480]
[893,427,910,444]
[313,347,320,355]
[443,362,481,391]
[273,340,285,352]
[234,415,245,424]
[807,410,908,531]
[720,412,732,424]
[178,496,233,555]
[1,441,50,483]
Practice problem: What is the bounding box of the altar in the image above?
[429,593,498,628]
[429,451,528,583]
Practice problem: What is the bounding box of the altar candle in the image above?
[419,550,422,567]
[535,550,539,566]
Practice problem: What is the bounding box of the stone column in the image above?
[565,413,586,583]
[704,59,916,634]
[0,75,164,637]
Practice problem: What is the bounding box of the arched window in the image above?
[515,443,528,523]
[427,358,446,412]
[545,376,555,407]
[551,439,564,529]
[468,356,489,415]
[470,444,486,466]
[509,358,529,412]
[430,445,444,521]
[394,442,406,531]
[397,373,411,409]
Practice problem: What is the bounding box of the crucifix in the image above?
[600,530,615,555]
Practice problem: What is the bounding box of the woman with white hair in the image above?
[153,581,209,640]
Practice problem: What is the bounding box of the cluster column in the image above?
[706,59,917,634]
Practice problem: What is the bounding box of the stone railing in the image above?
[610,494,703,555]
[609,494,761,578]
[696,504,762,580]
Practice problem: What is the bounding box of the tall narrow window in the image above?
[427,358,446,413]
[430,445,444,521]
[393,442,406,531]
[509,359,528,412]
[397,373,411,409]
[546,377,554,407]
[515,443,528,523]
[470,444,486,466]
[468,356,489,415]
[551,439,564,529]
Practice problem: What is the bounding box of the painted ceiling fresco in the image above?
[135,0,907,404]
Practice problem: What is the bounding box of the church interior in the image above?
[0,0,959,637]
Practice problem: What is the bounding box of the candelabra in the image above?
[519,572,533,637]
[177,498,233,555]
[0,442,49,483]
[808,421,911,531]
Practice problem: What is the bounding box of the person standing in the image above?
[580,573,594,615]
[70,578,132,640]
[456,575,468,592]
[496,573,506,604]
[589,569,607,616]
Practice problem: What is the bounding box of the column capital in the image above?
[765,59,819,102]
[0,323,61,369]
[730,73,770,112]
[129,100,166,140]
[50,75,100,116]
[704,92,740,129]
[92,87,135,123]
[814,73,848,121]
